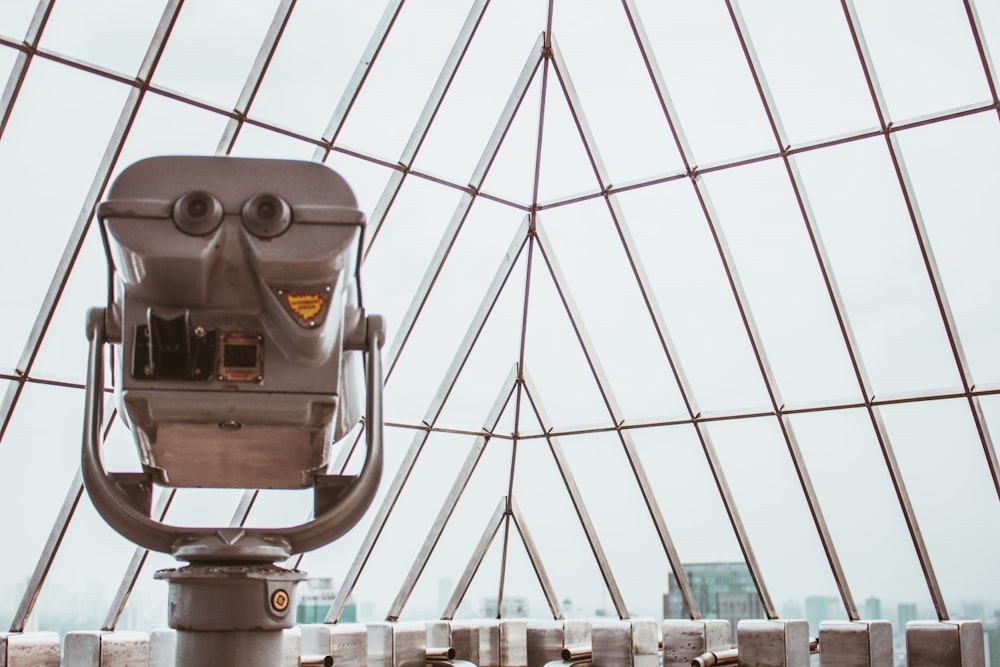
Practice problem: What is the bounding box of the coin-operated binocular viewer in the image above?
[81,156,384,666]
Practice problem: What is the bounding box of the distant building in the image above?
[296,577,356,624]
[805,596,845,636]
[896,602,918,639]
[663,562,764,641]
[863,596,883,620]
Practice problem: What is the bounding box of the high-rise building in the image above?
[663,562,764,641]
[863,596,883,620]
[296,577,356,624]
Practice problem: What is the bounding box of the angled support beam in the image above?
[441,497,507,620]
[509,497,563,620]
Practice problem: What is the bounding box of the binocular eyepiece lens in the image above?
[242,194,291,238]
[172,191,224,235]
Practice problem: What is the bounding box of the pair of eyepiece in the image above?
[172,191,291,238]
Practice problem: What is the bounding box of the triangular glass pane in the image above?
[432,210,529,432]
[551,3,684,184]
[349,431,478,617]
[412,0,547,184]
[540,201,688,423]
[522,240,614,431]
[510,413,611,619]
[402,438,514,620]
[535,63,603,204]
[477,73,543,207]
[557,430,670,619]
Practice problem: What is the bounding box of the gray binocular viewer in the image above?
[81,156,384,562]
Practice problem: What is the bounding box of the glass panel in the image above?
[228,121,317,159]
[335,0,473,162]
[0,0,36,38]
[348,431,483,618]
[298,424,424,614]
[615,180,770,414]
[0,383,88,620]
[633,424,744,565]
[404,436,516,620]
[511,425,614,619]
[151,0,283,109]
[477,75,542,206]
[522,240,614,431]
[541,200,688,422]
[560,430,669,618]
[551,0,684,185]
[790,408,934,621]
[31,226,106,383]
[39,0,165,75]
[707,416,841,614]
[249,0,390,138]
[30,492,141,634]
[117,92,230,169]
[0,61,129,369]
[791,138,962,396]
[324,152,397,223]
[413,0,547,185]
[893,114,1000,387]
[852,0,992,121]
[880,399,1000,616]
[703,160,861,407]
[396,199,526,430]
[736,0,879,145]
[975,0,1000,77]
[362,178,466,368]
[535,68,602,204]
[630,0,775,166]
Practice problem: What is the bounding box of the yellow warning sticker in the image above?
[285,292,325,323]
